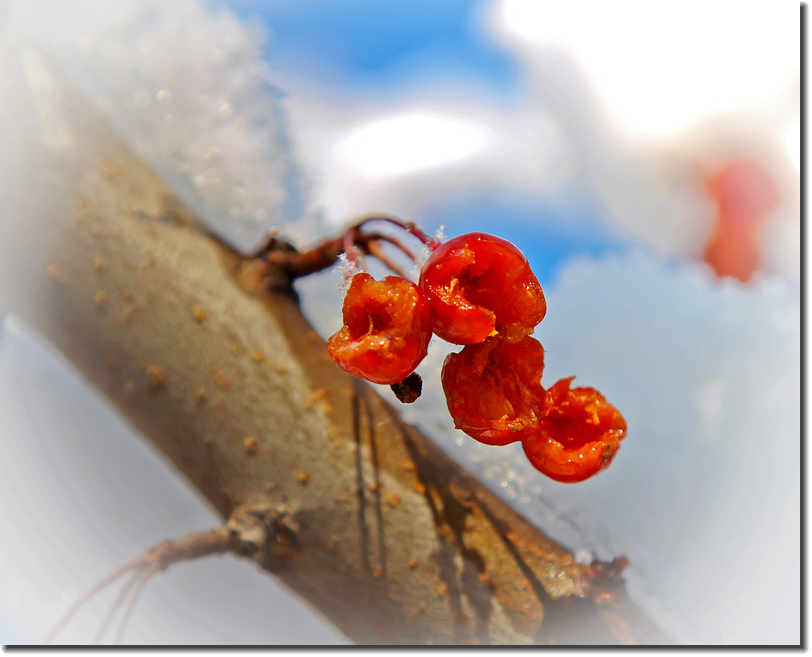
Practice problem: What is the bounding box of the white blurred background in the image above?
[0,0,801,645]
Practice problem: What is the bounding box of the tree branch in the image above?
[23,70,672,646]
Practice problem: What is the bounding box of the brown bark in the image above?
[20,60,672,646]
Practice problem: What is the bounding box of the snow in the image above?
[492,0,800,147]
[8,0,314,252]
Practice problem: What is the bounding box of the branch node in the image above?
[228,504,301,572]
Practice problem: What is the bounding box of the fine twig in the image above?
[112,563,158,645]
[43,527,238,645]
[42,554,153,645]
[360,232,418,263]
[253,212,439,288]
[364,240,412,279]
[91,567,144,644]
[350,212,441,250]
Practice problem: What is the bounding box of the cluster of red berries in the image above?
[327,227,626,483]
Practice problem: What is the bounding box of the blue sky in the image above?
[218,0,522,98]
[418,191,630,286]
[217,0,629,285]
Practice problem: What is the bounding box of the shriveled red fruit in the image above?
[419,232,546,345]
[522,377,626,483]
[328,273,432,385]
[441,336,546,446]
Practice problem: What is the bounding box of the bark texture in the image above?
[22,59,672,646]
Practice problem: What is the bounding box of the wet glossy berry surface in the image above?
[328,273,432,385]
[522,377,627,483]
[419,232,546,345]
[322,220,626,482]
[442,336,546,446]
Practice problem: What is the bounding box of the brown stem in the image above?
[350,212,441,250]
[44,522,265,645]
[343,229,360,267]
[92,569,142,644]
[362,232,418,263]
[42,555,151,645]
[364,240,412,279]
[112,565,155,645]
[254,213,435,290]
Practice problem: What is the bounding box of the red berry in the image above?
[522,377,626,483]
[419,232,546,345]
[702,160,779,283]
[327,273,432,385]
[441,336,547,446]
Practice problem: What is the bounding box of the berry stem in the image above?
[343,228,361,265]
[365,239,412,279]
[350,212,441,250]
[249,212,440,292]
[363,232,418,262]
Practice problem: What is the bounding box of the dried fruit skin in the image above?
[390,372,423,404]
[522,377,626,483]
[442,336,546,446]
[419,232,546,345]
[328,273,432,385]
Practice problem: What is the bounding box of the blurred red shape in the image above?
[702,159,779,282]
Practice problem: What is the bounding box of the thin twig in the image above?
[255,212,439,288]
[92,567,144,644]
[365,241,412,279]
[360,232,418,262]
[343,228,360,266]
[42,554,151,644]
[113,563,158,645]
[350,212,440,250]
[43,527,238,645]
